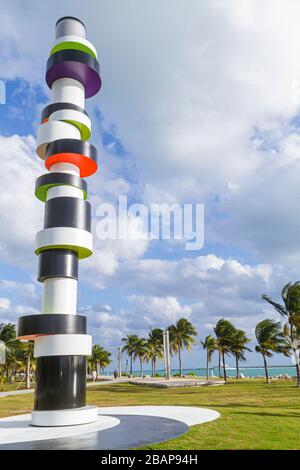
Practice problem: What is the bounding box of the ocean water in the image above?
[128,365,297,378]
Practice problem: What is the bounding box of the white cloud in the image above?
[128,295,192,327]
[0,135,43,267]
[0,135,149,282]
[1,1,300,368]
[216,135,300,264]
[115,254,273,302]
[0,279,40,322]
[81,211,151,288]
[0,298,11,311]
[80,304,130,349]
[1,1,300,265]
[78,254,282,352]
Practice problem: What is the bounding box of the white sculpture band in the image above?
[35,226,93,259]
[36,120,81,159]
[34,334,92,357]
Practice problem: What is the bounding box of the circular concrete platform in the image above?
[0,413,120,445]
[0,406,220,450]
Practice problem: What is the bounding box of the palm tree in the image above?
[168,318,197,377]
[231,329,251,379]
[201,335,217,380]
[122,334,139,376]
[214,319,235,382]
[147,328,164,376]
[0,323,21,382]
[132,337,148,377]
[255,319,289,383]
[19,341,34,389]
[215,341,223,378]
[262,282,300,387]
[91,345,111,375]
[124,357,129,375]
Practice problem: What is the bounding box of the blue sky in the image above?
[0,0,300,372]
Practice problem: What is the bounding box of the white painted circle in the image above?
[0,406,219,445]
[34,334,92,358]
[96,406,220,426]
[0,412,120,444]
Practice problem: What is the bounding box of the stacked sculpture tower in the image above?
[17,17,101,426]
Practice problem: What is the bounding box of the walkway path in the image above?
[0,376,223,397]
[0,378,127,398]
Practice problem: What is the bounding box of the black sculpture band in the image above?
[44,196,91,232]
[35,172,87,202]
[45,49,101,98]
[38,248,79,282]
[34,355,86,410]
[17,314,87,339]
[46,138,97,160]
[46,49,100,76]
[41,102,88,122]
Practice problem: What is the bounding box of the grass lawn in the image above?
[0,383,33,392]
[0,379,299,449]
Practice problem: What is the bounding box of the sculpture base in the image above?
[0,406,220,449]
[31,405,98,427]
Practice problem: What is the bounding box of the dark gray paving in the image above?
[0,415,188,450]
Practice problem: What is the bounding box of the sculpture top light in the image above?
[17,17,101,426]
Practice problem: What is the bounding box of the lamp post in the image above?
[17,17,101,427]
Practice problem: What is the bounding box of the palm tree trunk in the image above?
[130,355,133,376]
[292,345,300,387]
[296,362,300,388]
[26,353,31,389]
[140,357,143,377]
[262,353,270,383]
[178,347,182,377]
[218,351,222,378]
[153,358,156,375]
[206,352,209,381]
[289,324,300,387]
[291,335,300,387]
[235,355,239,379]
[222,351,227,382]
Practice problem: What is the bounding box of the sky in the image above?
[0,0,299,371]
